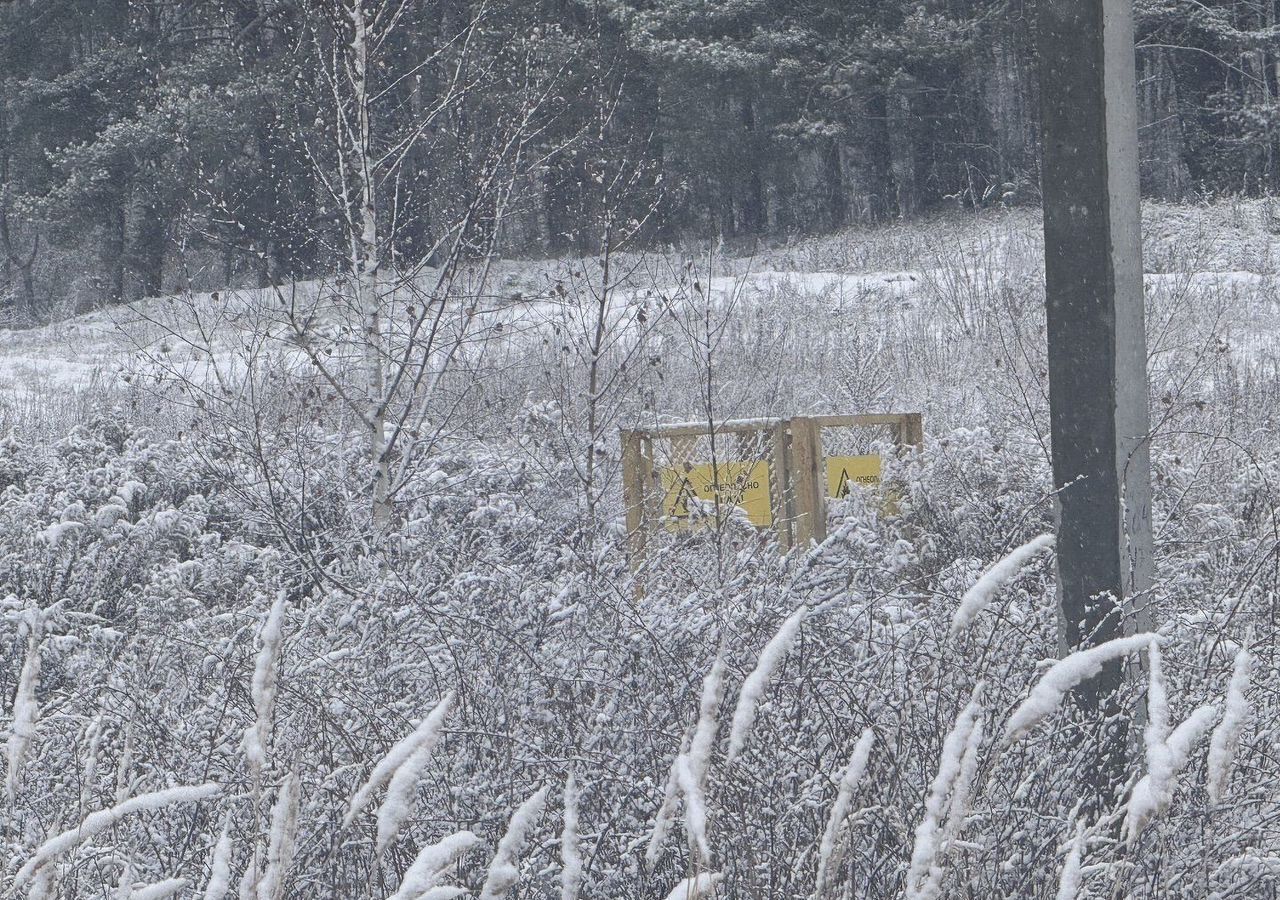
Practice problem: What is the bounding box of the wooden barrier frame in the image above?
[792,413,924,545]
[621,412,922,573]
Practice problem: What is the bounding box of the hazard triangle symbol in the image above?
[834,468,852,498]
[669,476,697,517]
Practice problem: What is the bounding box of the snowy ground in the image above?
[5,203,1280,406]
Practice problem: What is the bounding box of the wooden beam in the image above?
[789,417,826,547]
[620,429,649,593]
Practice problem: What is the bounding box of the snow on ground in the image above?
[0,269,934,397]
[6,204,1280,404]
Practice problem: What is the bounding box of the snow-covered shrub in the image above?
[3,208,1279,897]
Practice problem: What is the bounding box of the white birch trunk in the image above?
[348,0,391,525]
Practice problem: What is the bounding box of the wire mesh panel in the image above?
[621,419,792,585]
[655,432,773,509]
[817,422,889,497]
[633,420,785,530]
[809,414,922,534]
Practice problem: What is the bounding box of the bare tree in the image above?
[266,0,573,525]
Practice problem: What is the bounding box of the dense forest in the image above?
[0,0,1277,319]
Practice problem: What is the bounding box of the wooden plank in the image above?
[638,419,786,438]
[638,433,657,529]
[807,413,917,429]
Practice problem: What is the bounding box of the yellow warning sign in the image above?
[826,455,882,498]
[659,461,772,528]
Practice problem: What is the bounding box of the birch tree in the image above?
[282,0,571,525]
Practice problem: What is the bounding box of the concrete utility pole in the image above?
[1038,0,1154,722]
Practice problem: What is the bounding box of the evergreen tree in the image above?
[2,0,1280,316]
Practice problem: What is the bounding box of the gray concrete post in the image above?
[1039,0,1154,716]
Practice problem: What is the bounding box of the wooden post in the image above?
[789,417,826,547]
[1040,0,1154,803]
[886,413,922,517]
[900,413,924,451]
[807,419,828,543]
[771,421,793,549]
[620,429,648,580]
[789,419,812,548]
[637,433,656,556]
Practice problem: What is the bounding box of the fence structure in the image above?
[620,412,923,572]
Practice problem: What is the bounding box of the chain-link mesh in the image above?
[815,419,910,519]
[816,423,894,459]
[645,425,783,530]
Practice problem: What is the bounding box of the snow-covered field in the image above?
[3,203,1280,898]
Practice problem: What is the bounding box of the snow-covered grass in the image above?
[1003,635,1157,745]
[814,727,875,897]
[16,784,223,890]
[1,201,1279,897]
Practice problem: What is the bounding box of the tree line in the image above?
[0,0,1276,320]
